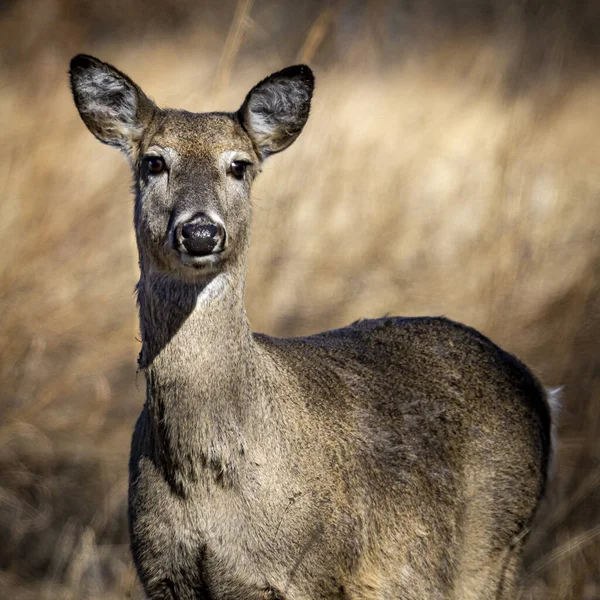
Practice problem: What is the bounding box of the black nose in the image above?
[177,214,225,256]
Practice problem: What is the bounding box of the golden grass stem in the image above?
[214,0,254,97]
[297,7,336,64]
[528,523,600,576]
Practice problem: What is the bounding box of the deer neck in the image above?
[137,266,252,376]
[136,260,257,490]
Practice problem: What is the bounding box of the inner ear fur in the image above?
[238,64,314,160]
[69,54,157,157]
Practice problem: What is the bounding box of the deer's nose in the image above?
[176,214,226,256]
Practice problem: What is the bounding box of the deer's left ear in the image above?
[238,65,314,160]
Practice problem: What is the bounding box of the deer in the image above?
[69,54,553,600]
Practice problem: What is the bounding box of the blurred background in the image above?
[1,0,599,597]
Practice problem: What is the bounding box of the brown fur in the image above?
[69,54,552,599]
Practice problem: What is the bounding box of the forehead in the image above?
[146,110,255,156]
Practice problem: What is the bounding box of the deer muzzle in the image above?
[176,213,226,257]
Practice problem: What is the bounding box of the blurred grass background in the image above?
[1,0,599,597]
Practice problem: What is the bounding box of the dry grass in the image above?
[1,1,599,598]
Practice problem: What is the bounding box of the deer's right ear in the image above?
[69,54,157,157]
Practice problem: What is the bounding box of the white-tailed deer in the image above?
[70,54,552,599]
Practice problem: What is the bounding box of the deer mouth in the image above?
[178,251,225,270]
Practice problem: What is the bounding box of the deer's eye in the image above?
[146,156,166,175]
[229,160,250,180]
